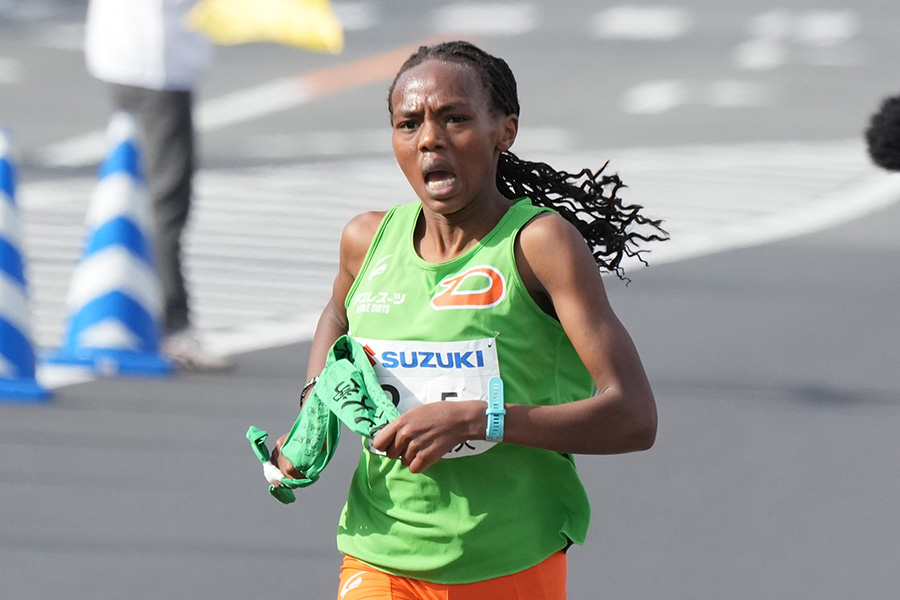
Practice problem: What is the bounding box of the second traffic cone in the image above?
[47,113,172,376]
[0,129,51,401]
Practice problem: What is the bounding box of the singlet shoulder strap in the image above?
[343,203,412,309]
[486,197,553,243]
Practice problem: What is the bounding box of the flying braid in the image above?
[388,40,668,279]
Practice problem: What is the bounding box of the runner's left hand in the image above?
[372,400,485,473]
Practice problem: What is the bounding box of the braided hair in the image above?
[388,40,668,279]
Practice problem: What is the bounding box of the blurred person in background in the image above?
[84,0,232,371]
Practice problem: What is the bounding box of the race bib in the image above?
[355,337,501,458]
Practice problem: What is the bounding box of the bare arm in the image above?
[271,211,385,477]
[374,213,657,472]
[501,212,658,454]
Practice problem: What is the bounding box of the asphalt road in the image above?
[1,1,899,599]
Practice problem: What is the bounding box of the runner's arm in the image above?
[501,212,658,454]
[271,211,384,477]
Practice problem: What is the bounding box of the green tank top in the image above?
[337,199,593,584]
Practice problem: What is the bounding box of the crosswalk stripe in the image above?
[432,3,537,36]
[332,1,380,31]
[591,5,692,40]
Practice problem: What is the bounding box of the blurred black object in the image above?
[866,95,900,171]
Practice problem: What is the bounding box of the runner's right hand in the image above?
[270,434,306,479]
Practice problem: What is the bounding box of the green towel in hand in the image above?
[247,335,400,504]
[312,334,400,438]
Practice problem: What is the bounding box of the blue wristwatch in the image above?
[485,376,505,443]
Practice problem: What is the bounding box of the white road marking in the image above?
[793,10,861,47]
[735,9,864,71]
[197,78,312,131]
[622,79,773,113]
[432,3,537,36]
[591,5,691,40]
[35,131,110,169]
[0,56,25,84]
[748,9,792,39]
[332,1,379,31]
[36,78,315,168]
[628,170,900,268]
[733,38,787,71]
[622,80,689,114]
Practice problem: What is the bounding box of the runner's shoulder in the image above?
[341,211,388,272]
[342,211,386,248]
[519,210,585,259]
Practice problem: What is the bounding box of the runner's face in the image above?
[390,59,516,215]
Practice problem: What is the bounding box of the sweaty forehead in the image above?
[391,59,489,113]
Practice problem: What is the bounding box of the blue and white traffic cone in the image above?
[47,112,172,376]
[0,129,51,401]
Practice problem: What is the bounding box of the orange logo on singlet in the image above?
[431,265,506,310]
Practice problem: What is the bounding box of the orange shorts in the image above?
[337,552,567,600]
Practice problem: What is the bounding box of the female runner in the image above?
[273,40,666,600]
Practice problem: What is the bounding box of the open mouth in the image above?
[424,170,457,194]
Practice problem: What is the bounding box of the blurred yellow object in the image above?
[187,0,344,54]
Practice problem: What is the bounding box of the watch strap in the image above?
[485,376,505,443]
